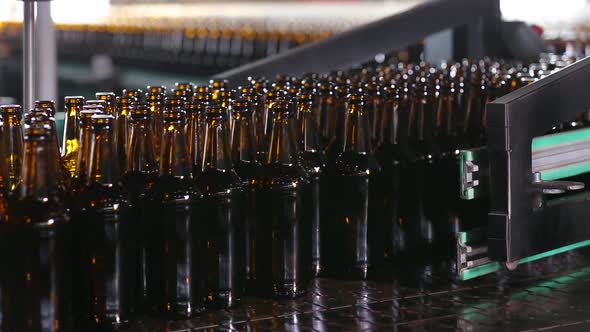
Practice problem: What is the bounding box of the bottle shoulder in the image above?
[5,195,71,227]
[300,151,326,175]
[149,175,200,202]
[79,182,131,211]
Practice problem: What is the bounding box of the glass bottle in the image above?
[297,89,326,277]
[194,104,243,307]
[0,105,24,190]
[146,88,166,164]
[323,89,381,280]
[257,97,311,297]
[230,98,262,292]
[122,103,158,310]
[1,122,72,332]
[62,96,85,178]
[145,98,204,318]
[74,114,134,329]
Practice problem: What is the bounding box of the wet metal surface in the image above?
[128,249,590,331]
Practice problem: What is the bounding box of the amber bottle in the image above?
[0,105,24,190]
[1,123,72,332]
[122,103,158,310]
[257,97,311,297]
[230,98,263,292]
[194,104,244,307]
[74,114,134,329]
[62,96,85,177]
[297,89,326,277]
[146,88,166,164]
[71,109,103,193]
[322,89,381,280]
[145,99,205,318]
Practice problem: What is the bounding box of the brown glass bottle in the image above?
[322,89,381,280]
[62,96,85,178]
[34,100,56,117]
[71,109,103,193]
[0,113,6,219]
[187,100,207,178]
[1,123,72,332]
[230,98,262,293]
[96,92,117,116]
[145,99,205,318]
[0,105,24,190]
[257,97,311,297]
[146,89,166,164]
[122,88,144,103]
[297,90,326,277]
[74,114,134,329]
[314,80,334,157]
[122,104,158,311]
[116,95,135,171]
[194,104,243,307]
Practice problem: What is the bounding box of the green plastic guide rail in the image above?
[460,127,590,200]
[458,229,590,280]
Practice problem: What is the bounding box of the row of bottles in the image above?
[0,54,579,331]
[0,21,331,75]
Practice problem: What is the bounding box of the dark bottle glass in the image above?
[96,92,117,116]
[145,99,205,318]
[374,84,406,259]
[28,110,69,190]
[187,99,208,178]
[74,114,134,330]
[176,82,194,95]
[365,81,384,146]
[248,77,268,158]
[116,95,135,171]
[122,88,144,103]
[0,113,6,219]
[62,96,85,178]
[122,104,158,311]
[1,123,72,332]
[324,81,348,166]
[195,104,243,307]
[34,100,56,118]
[257,97,311,297]
[297,89,326,277]
[71,109,103,193]
[314,80,334,157]
[146,89,165,164]
[0,105,24,190]
[323,89,381,280]
[230,98,262,293]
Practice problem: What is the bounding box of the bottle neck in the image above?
[343,101,371,154]
[19,137,61,200]
[202,114,233,171]
[298,101,321,153]
[159,121,191,178]
[230,111,257,163]
[267,110,299,165]
[62,104,80,157]
[75,122,94,179]
[88,126,121,186]
[127,119,158,174]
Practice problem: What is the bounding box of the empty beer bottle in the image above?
[74,114,134,329]
[96,92,117,116]
[1,122,72,332]
[176,82,194,95]
[0,105,24,190]
[315,80,334,156]
[62,96,85,177]
[123,103,158,311]
[145,98,205,318]
[323,88,381,280]
[34,100,56,117]
[195,103,243,307]
[71,109,103,193]
[230,98,262,292]
[257,97,311,297]
[297,89,326,277]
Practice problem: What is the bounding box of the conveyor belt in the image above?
[119,249,590,331]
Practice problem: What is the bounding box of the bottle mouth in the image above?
[90,114,115,128]
[0,104,23,117]
[122,89,143,97]
[64,96,85,105]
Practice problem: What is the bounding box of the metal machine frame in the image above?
[487,56,590,264]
